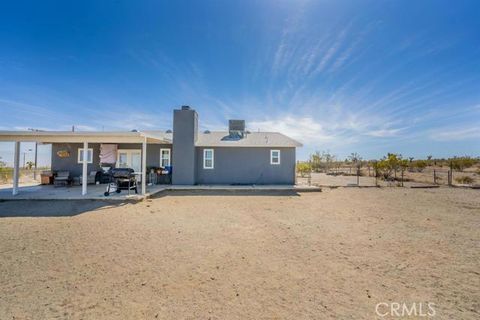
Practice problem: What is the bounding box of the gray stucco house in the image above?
[172,106,301,185]
[0,106,302,196]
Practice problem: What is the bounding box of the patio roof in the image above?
[0,130,172,144]
[0,130,171,197]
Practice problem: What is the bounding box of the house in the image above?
[0,106,302,196]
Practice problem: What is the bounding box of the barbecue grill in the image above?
[104,168,138,196]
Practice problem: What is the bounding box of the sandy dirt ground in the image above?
[0,188,479,319]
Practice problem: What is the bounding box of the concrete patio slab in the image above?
[166,184,321,192]
[0,184,169,201]
[0,183,320,201]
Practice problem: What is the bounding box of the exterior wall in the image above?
[195,147,296,185]
[51,143,171,177]
[116,143,172,168]
[51,143,101,177]
[172,108,198,184]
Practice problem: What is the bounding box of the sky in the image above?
[0,0,479,165]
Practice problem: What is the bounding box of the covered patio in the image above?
[0,131,171,198]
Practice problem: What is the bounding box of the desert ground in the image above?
[0,188,479,319]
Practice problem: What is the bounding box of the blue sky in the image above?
[0,0,479,165]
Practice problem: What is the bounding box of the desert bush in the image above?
[309,151,336,173]
[455,176,474,184]
[373,153,404,180]
[0,167,13,184]
[412,160,427,172]
[309,151,322,172]
[297,162,312,177]
[449,157,476,171]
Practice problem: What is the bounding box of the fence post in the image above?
[401,169,404,187]
[433,169,436,184]
[449,162,453,186]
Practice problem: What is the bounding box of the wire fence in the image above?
[297,166,480,187]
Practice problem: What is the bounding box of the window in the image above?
[78,148,93,164]
[160,148,171,167]
[203,149,214,169]
[270,150,280,165]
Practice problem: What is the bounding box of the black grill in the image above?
[111,168,135,179]
[104,168,138,196]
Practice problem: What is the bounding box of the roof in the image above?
[0,130,172,144]
[142,130,173,142]
[0,129,300,147]
[195,131,302,147]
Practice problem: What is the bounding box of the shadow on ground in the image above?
[151,189,301,199]
[0,200,134,218]
[0,190,301,217]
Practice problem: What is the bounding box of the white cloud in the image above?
[366,128,405,137]
[92,110,172,131]
[249,116,335,144]
[429,126,480,141]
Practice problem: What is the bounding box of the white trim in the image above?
[270,149,280,165]
[81,142,88,196]
[203,149,214,169]
[160,148,171,167]
[12,141,20,196]
[77,148,93,164]
[142,139,147,195]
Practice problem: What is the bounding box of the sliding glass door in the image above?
[116,149,142,173]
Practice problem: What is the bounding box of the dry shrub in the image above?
[455,176,474,184]
[296,162,312,177]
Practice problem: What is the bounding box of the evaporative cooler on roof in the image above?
[229,120,246,139]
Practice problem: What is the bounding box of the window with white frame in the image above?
[160,148,171,167]
[270,150,280,165]
[78,148,93,164]
[203,149,214,169]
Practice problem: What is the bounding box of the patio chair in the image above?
[54,171,72,187]
[79,171,98,185]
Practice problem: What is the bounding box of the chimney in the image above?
[228,120,246,139]
[172,106,198,185]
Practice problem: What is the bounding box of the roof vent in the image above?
[181,105,191,110]
[166,129,172,133]
[204,130,211,134]
[229,120,246,139]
